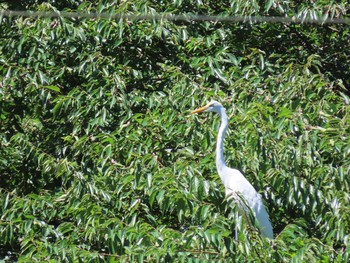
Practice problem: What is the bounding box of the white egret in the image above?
[191,100,273,239]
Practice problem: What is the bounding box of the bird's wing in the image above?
[221,168,273,238]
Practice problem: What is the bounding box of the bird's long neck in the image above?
[216,107,229,172]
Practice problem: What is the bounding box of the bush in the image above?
[0,0,349,261]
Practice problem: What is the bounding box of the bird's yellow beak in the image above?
[190,105,209,114]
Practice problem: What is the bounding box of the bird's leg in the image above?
[235,224,238,240]
[232,208,240,240]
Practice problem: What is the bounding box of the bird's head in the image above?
[190,100,223,114]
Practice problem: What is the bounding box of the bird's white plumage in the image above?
[191,100,273,239]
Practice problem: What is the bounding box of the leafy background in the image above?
[0,0,349,262]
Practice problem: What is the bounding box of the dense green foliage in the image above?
[1,0,349,262]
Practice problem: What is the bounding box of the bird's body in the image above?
[191,101,273,239]
[221,166,273,238]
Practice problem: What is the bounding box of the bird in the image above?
[190,100,273,239]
